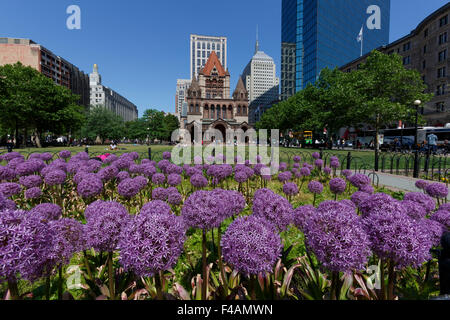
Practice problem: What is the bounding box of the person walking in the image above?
[427,133,438,155]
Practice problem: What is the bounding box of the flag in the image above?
[357,26,363,42]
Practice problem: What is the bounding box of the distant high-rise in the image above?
[175,79,191,120]
[89,64,138,122]
[242,37,279,125]
[281,0,391,99]
[190,34,227,79]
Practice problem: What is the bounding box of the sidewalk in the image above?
[369,171,450,200]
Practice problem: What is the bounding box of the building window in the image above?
[403,56,411,65]
[438,67,446,78]
[439,49,447,62]
[424,29,429,38]
[423,60,426,69]
[439,32,448,45]
[440,15,448,27]
[436,102,445,112]
[424,45,427,54]
[403,42,411,51]
[436,84,446,96]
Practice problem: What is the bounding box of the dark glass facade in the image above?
[281,0,391,98]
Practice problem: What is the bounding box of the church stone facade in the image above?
[182,51,251,142]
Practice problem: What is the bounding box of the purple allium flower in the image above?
[293,155,301,163]
[293,205,315,231]
[77,175,103,198]
[113,157,133,170]
[40,153,53,162]
[401,200,427,220]
[415,180,429,190]
[168,191,183,205]
[341,169,353,178]
[0,166,16,181]
[439,203,450,212]
[2,152,24,162]
[308,181,323,195]
[44,169,66,186]
[421,219,445,246]
[166,164,183,175]
[119,208,185,277]
[358,193,404,217]
[323,167,332,175]
[221,215,282,276]
[181,190,230,229]
[134,176,148,190]
[118,178,141,198]
[25,187,42,200]
[218,189,246,217]
[163,152,172,160]
[314,159,324,169]
[104,154,118,164]
[252,188,293,231]
[283,182,299,196]
[0,210,53,281]
[305,201,371,272]
[194,156,203,165]
[312,152,320,160]
[190,174,208,188]
[278,171,292,183]
[141,164,157,178]
[348,174,371,189]
[157,160,171,173]
[329,178,346,195]
[359,184,374,195]
[279,162,288,172]
[152,173,166,185]
[15,159,45,176]
[430,210,450,230]
[48,218,85,267]
[293,163,300,170]
[330,157,340,169]
[129,152,139,161]
[98,166,119,182]
[30,203,62,220]
[129,164,142,174]
[425,183,449,199]
[0,183,22,198]
[6,157,24,171]
[167,174,182,187]
[341,199,357,210]
[59,150,71,159]
[403,192,436,214]
[363,208,433,269]
[152,187,168,201]
[84,201,130,252]
[72,152,90,162]
[116,171,130,182]
[235,171,248,183]
[300,167,311,177]
[140,200,172,216]
[19,175,43,189]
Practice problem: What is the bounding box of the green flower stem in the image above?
[155,272,164,300]
[217,227,228,296]
[58,266,63,300]
[202,229,207,300]
[108,252,115,300]
[7,279,20,300]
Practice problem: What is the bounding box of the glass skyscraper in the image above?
[281,0,391,99]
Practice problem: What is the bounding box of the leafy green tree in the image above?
[81,107,125,142]
[125,118,148,141]
[142,109,167,141]
[162,114,180,141]
[0,62,85,147]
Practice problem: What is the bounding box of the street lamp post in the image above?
[147,128,150,146]
[413,100,422,178]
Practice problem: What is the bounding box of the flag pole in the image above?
[360,26,363,57]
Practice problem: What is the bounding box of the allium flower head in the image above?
[425,183,449,199]
[304,201,371,272]
[415,180,429,190]
[323,167,332,175]
[300,167,311,177]
[59,150,71,159]
[77,175,103,198]
[25,187,42,200]
[329,178,346,195]
[283,182,299,196]
[278,171,292,183]
[235,171,248,183]
[152,173,166,185]
[152,187,168,201]
[403,192,436,214]
[119,208,185,277]
[84,201,130,252]
[163,152,172,160]
[341,170,353,178]
[221,215,282,276]
[19,175,43,189]
[312,152,320,160]
[359,184,374,195]
[118,178,141,198]
[252,188,293,231]
[308,181,323,195]
[350,191,370,208]
[293,205,315,231]
[293,156,301,163]
[98,166,119,182]
[421,219,445,247]
[430,210,450,230]
[116,171,130,182]
[30,203,62,220]
[44,169,66,186]
[190,174,208,188]
[0,166,16,181]
[142,164,157,178]
[314,159,324,169]
[402,200,427,220]
[348,174,371,189]
[0,183,22,198]
[140,200,172,216]
[358,193,405,217]
[48,218,85,267]
[167,174,182,186]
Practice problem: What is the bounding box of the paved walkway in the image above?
[369,171,450,200]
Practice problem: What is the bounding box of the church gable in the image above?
[200,51,228,77]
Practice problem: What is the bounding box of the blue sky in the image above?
[0,0,448,116]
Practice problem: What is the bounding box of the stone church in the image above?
[181,51,251,142]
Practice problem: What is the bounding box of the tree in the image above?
[142,109,167,141]
[162,114,180,141]
[125,118,148,141]
[0,62,85,147]
[81,107,125,143]
[352,51,433,168]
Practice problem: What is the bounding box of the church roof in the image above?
[200,51,229,76]
[188,76,200,92]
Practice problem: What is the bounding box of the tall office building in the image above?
[242,39,280,125]
[175,79,191,119]
[190,34,227,79]
[281,0,390,99]
[0,37,90,107]
[89,64,138,122]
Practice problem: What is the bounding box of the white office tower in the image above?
[175,79,191,119]
[242,38,279,125]
[190,34,227,79]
